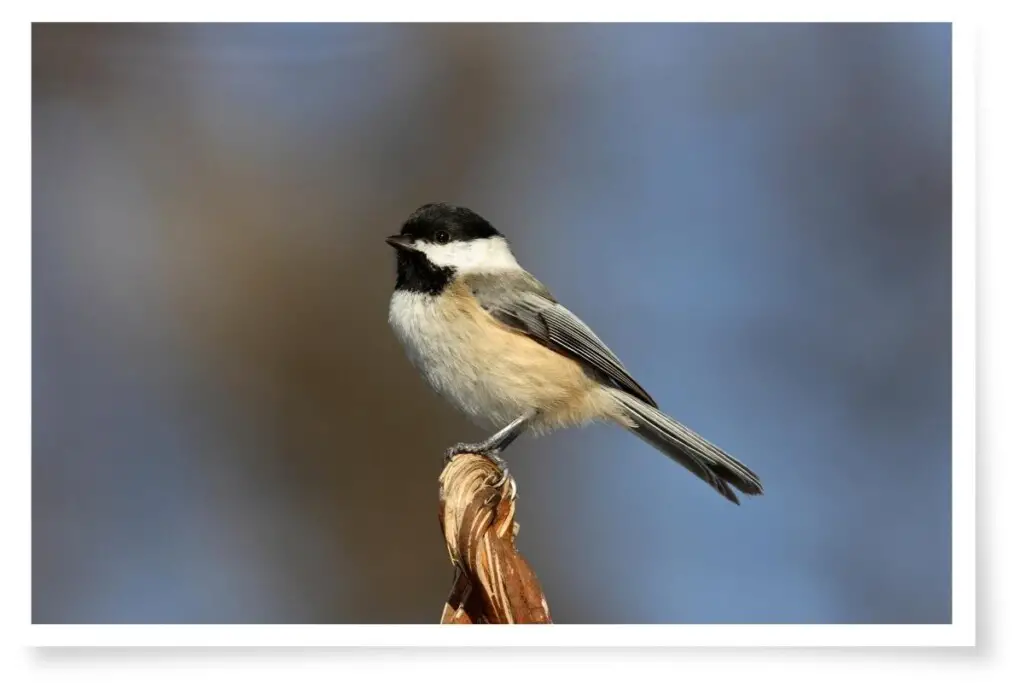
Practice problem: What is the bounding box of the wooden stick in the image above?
[438,453,552,624]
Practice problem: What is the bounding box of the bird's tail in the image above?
[610,389,764,504]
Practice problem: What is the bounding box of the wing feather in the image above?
[464,272,657,407]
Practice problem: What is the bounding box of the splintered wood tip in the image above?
[438,453,551,624]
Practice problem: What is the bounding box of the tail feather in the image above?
[611,390,764,505]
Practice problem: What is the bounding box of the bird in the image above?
[385,202,763,504]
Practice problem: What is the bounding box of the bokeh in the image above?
[32,22,951,624]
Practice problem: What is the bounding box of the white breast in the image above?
[388,286,614,435]
[388,289,531,428]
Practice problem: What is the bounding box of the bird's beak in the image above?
[385,234,417,252]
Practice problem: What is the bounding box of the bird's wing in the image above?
[462,270,658,408]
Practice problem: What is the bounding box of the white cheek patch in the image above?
[416,237,520,272]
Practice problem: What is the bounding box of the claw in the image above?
[492,462,510,490]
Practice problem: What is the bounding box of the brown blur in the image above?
[34,23,549,623]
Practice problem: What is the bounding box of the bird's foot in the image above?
[443,443,510,484]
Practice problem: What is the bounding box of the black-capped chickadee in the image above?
[386,203,763,504]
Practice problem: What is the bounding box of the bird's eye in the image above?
[434,230,451,244]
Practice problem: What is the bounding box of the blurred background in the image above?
[32,22,951,624]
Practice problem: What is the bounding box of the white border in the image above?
[949,20,976,645]
[17,15,974,650]
[28,624,972,648]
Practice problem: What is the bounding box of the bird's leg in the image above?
[443,411,537,477]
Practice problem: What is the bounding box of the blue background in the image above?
[33,23,951,623]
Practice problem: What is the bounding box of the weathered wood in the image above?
[438,453,552,624]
